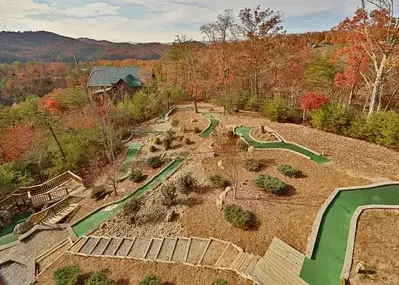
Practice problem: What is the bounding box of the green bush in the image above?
[146,156,163,169]
[211,279,231,285]
[171,118,180,127]
[244,159,262,172]
[129,169,144,183]
[149,145,158,153]
[123,198,142,224]
[278,164,299,178]
[161,183,177,207]
[223,205,251,229]
[86,269,114,285]
[209,175,229,189]
[255,175,287,194]
[53,265,80,285]
[153,137,162,145]
[91,185,108,200]
[178,172,197,194]
[236,139,248,151]
[139,275,161,285]
[263,99,289,122]
[311,102,352,134]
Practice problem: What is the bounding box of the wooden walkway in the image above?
[66,236,308,285]
[67,235,262,278]
[251,238,308,285]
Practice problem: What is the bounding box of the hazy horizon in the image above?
[0,0,365,43]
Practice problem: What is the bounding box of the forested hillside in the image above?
[0,31,170,63]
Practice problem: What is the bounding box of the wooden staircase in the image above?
[42,203,80,226]
[67,236,308,285]
[67,235,261,277]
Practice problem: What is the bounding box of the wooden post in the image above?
[260,125,265,133]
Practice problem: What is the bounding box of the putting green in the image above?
[300,184,399,285]
[200,113,221,138]
[72,158,184,237]
[234,126,329,164]
[117,143,142,182]
[155,106,177,124]
[0,210,34,246]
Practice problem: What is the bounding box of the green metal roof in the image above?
[88,66,142,87]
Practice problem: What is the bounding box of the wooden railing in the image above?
[30,188,69,206]
[0,171,83,212]
[15,171,82,196]
[30,196,72,224]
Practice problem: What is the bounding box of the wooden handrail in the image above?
[30,196,71,224]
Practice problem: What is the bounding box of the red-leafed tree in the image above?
[0,124,36,161]
[300,92,329,121]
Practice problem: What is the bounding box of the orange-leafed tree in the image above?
[300,92,329,121]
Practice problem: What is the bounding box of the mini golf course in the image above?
[72,158,184,237]
[234,126,329,164]
[155,106,177,123]
[117,143,142,182]
[300,184,399,285]
[0,210,34,246]
[200,113,221,138]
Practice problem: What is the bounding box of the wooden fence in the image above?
[29,196,73,224]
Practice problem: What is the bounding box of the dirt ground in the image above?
[35,253,251,285]
[349,210,399,285]
[44,103,399,282]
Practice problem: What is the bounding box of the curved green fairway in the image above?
[0,210,34,246]
[200,113,221,138]
[72,158,184,237]
[117,143,142,182]
[155,106,177,123]
[234,126,329,164]
[300,184,399,285]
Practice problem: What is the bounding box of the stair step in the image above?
[245,255,262,278]
[230,251,245,270]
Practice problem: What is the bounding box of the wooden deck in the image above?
[251,238,308,285]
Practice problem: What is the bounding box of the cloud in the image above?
[0,0,362,42]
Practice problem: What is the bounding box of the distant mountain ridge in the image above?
[0,31,170,63]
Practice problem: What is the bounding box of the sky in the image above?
[0,0,364,43]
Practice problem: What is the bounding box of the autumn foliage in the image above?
[300,92,329,112]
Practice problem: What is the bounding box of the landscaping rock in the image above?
[166,210,178,222]
[0,211,12,232]
[216,198,224,211]
[13,221,33,235]
[248,146,255,153]
[191,119,198,123]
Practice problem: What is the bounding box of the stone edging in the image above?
[70,158,185,237]
[341,205,399,279]
[233,125,322,161]
[305,182,399,259]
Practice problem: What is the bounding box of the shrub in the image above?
[244,159,262,172]
[255,175,287,195]
[161,183,177,207]
[153,137,162,145]
[223,205,251,229]
[139,275,161,285]
[53,265,80,285]
[146,156,163,169]
[178,172,197,194]
[129,169,144,183]
[149,145,158,153]
[311,102,352,134]
[86,269,114,285]
[184,137,194,145]
[171,119,180,127]
[123,198,142,224]
[91,185,107,200]
[193,126,201,133]
[278,164,299,178]
[236,139,248,151]
[263,99,289,122]
[209,175,229,189]
[163,139,172,150]
[211,280,231,285]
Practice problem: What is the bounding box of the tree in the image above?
[200,9,237,43]
[335,0,399,115]
[300,92,329,121]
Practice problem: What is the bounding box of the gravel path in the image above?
[0,262,28,285]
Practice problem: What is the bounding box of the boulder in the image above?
[248,146,255,153]
[166,210,178,222]
[191,119,198,123]
[13,221,34,235]
[0,211,12,232]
